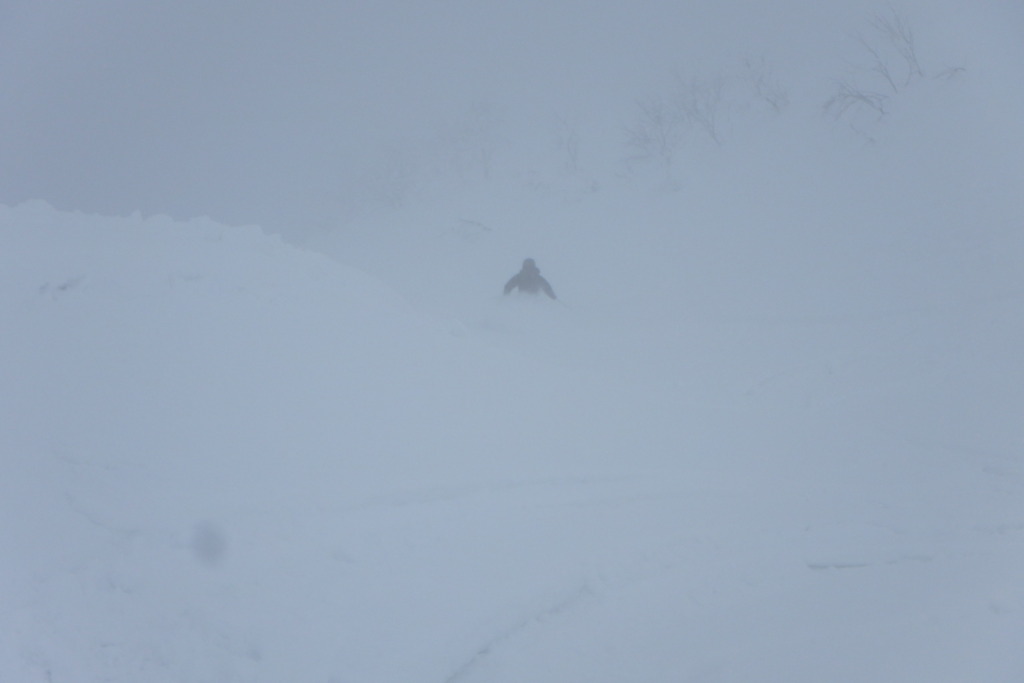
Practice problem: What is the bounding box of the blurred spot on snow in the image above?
[191,521,228,567]
[39,274,87,298]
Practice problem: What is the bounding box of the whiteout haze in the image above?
[2,1,1023,681]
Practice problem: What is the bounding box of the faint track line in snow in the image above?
[442,584,597,683]
[344,475,631,514]
[806,555,935,571]
[696,287,1024,328]
[64,492,143,539]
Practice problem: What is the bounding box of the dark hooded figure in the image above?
[503,258,556,299]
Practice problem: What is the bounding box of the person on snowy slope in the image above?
[503,258,556,299]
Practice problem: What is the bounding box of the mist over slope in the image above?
[2,1,1021,228]
[0,203,657,680]
[2,182,1023,681]
[3,1,1024,680]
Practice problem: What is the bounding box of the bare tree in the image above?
[553,114,582,174]
[622,69,732,187]
[674,73,725,145]
[440,101,500,182]
[823,79,888,121]
[623,96,684,183]
[742,56,789,113]
[865,4,925,90]
[824,5,926,132]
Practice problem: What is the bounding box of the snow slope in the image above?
[3,195,1023,681]
[3,0,1024,679]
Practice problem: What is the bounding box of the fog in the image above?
[3,2,1024,680]
[3,1,1020,230]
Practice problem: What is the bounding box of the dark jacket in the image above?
[504,258,556,299]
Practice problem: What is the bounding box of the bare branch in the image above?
[869,4,924,84]
[673,73,725,145]
[856,33,900,94]
[742,56,789,113]
[823,6,929,133]
[623,96,682,166]
[823,80,888,120]
[553,115,582,174]
[935,66,966,81]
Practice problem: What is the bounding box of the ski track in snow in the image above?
[443,584,598,683]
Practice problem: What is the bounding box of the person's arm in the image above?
[504,274,519,295]
[541,277,556,300]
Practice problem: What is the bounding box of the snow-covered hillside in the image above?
[3,1,1024,680]
[2,197,1022,682]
